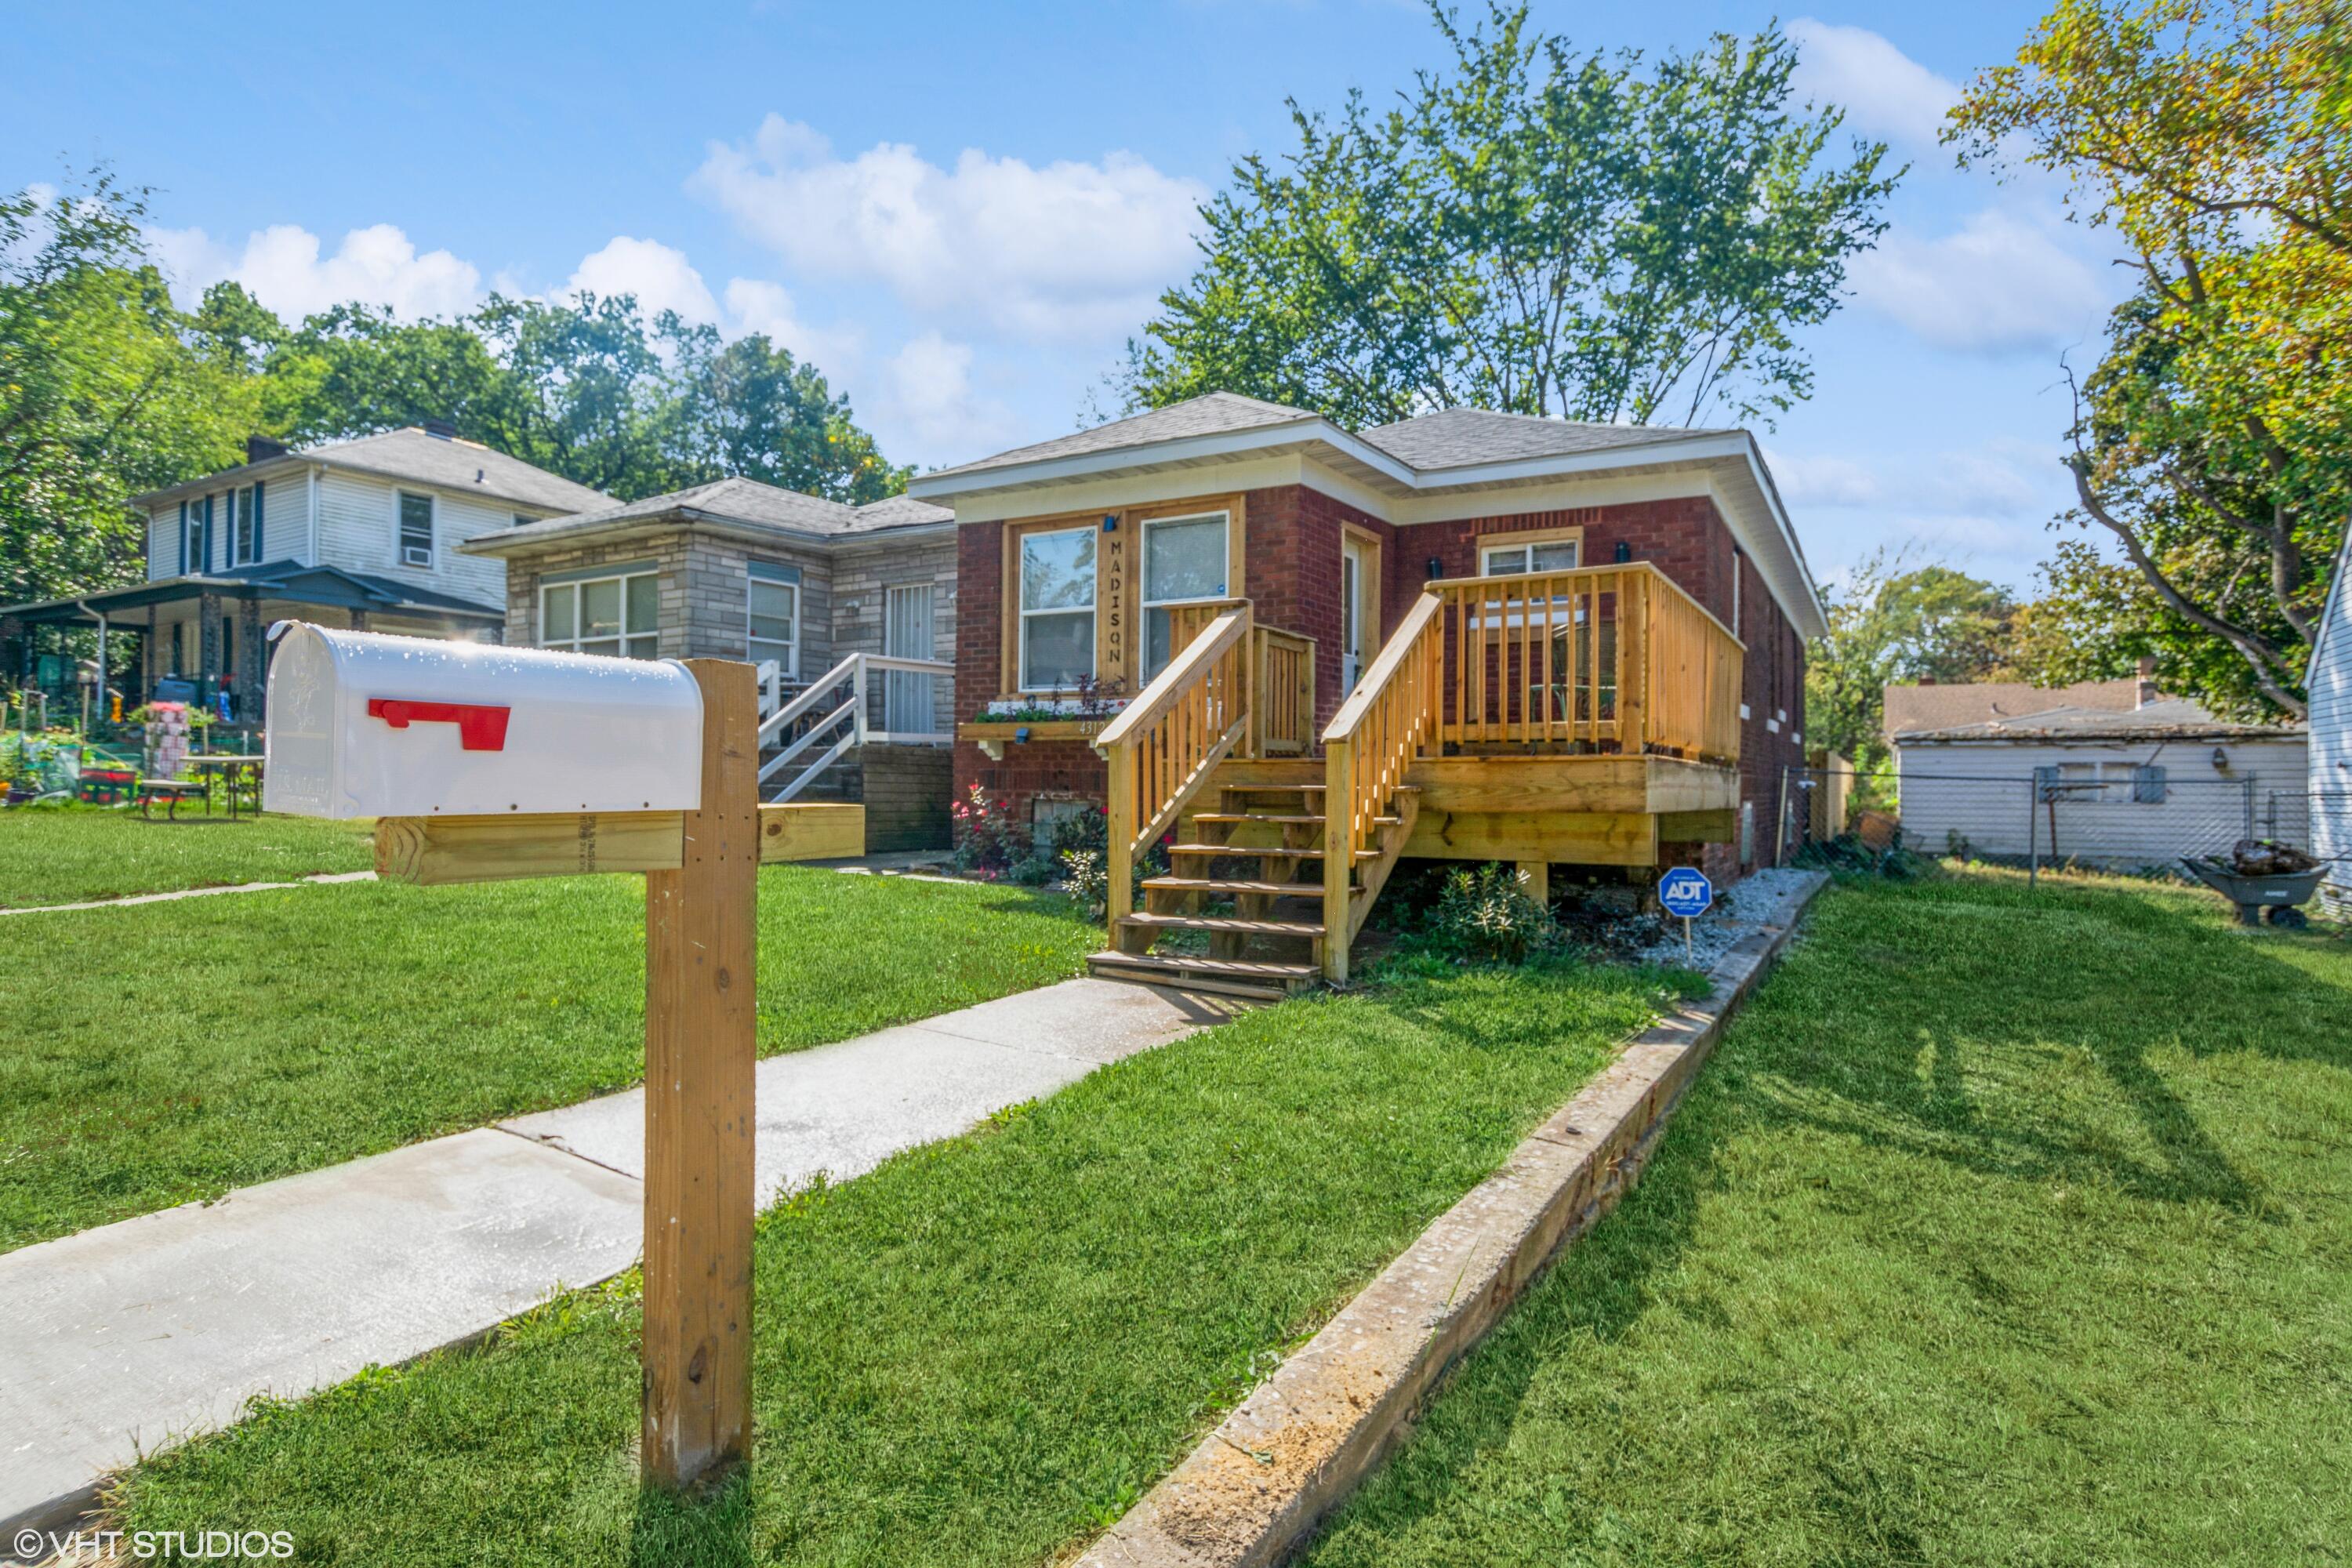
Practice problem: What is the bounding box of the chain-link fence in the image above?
[1777,764,2347,913]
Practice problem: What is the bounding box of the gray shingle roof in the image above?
[1360,408,1731,470]
[1884,679,2147,739]
[465,476,951,554]
[924,392,1320,479]
[133,426,613,514]
[306,428,613,512]
[1899,698,2304,743]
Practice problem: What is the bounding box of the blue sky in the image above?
[7,0,2119,591]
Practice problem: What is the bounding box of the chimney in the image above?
[2136,655,2158,709]
[1918,675,1937,686]
[421,417,458,441]
[245,435,289,465]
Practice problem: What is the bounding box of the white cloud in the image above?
[564,235,720,323]
[875,331,1020,458]
[1767,440,2063,522]
[1847,210,2109,354]
[1788,19,1962,151]
[691,115,1207,339]
[721,277,863,372]
[150,222,482,321]
[1764,449,1883,508]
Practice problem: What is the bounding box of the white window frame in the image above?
[539,568,661,660]
[1478,536,1581,577]
[1140,510,1232,679]
[396,490,435,568]
[747,575,800,681]
[1017,523,1098,693]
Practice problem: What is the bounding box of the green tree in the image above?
[1951,0,2351,719]
[1806,551,2017,779]
[0,174,256,604]
[1126,2,1897,429]
[255,292,906,504]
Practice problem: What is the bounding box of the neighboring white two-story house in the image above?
[2,424,609,722]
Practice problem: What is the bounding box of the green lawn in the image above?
[0,868,1098,1250]
[110,958,1685,1566]
[1303,871,2352,1567]
[0,808,376,907]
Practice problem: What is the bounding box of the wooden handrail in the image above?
[1094,602,1255,945]
[1320,593,1445,984]
[1094,604,1251,749]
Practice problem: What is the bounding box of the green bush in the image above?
[1425,863,1558,964]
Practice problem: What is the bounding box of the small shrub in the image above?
[949,786,1029,879]
[1007,852,1059,887]
[1425,863,1558,964]
[1060,848,1110,916]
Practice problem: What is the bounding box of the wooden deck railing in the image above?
[1253,627,1316,756]
[1425,563,1743,762]
[1093,600,1254,936]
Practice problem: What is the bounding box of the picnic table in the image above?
[180,754,266,818]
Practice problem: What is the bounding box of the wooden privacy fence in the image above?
[1094,600,1254,931]
[1424,563,1742,763]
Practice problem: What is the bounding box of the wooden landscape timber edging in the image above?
[1076,870,1830,1568]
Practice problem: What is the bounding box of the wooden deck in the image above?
[1089,564,1746,989]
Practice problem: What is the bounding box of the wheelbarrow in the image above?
[2180,855,2328,928]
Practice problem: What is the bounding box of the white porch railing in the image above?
[755,651,953,802]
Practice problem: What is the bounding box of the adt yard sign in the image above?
[1660,868,1713,918]
[1660,867,1713,962]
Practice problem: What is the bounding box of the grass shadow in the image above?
[630,1469,754,1568]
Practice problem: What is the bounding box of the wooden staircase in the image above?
[1088,760,1418,999]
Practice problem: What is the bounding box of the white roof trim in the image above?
[911,419,1826,637]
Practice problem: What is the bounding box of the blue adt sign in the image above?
[1659,868,1714,919]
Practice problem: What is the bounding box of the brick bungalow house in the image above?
[908,393,1824,992]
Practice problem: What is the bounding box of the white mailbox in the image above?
[262,622,704,818]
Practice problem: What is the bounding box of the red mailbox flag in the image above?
[365,699,512,752]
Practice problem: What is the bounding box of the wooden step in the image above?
[1118,912,1324,938]
[1192,812,1325,826]
[1087,949,1319,1000]
[1167,842,1376,861]
[1141,877,1359,898]
[1225,782,1325,793]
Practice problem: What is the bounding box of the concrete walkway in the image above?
[0,977,1239,1535]
[0,869,378,916]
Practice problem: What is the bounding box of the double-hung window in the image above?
[1018,526,1096,691]
[1141,512,1229,677]
[748,576,799,678]
[397,491,434,567]
[1479,535,1580,576]
[183,497,207,574]
[234,484,263,565]
[542,570,659,660]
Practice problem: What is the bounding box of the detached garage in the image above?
[1893,699,2310,870]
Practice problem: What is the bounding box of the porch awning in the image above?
[0,560,504,629]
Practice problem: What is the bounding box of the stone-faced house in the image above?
[909,393,1824,991]
[462,478,958,849]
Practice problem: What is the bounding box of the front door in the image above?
[1341,536,1369,693]
[883,583,935,735]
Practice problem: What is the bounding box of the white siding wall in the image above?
[145,468,314,579]
[2311,567,2352,914]
[1897,736,2310,866]
[314,470,513,609]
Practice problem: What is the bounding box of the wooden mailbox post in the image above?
[266,628,765,1493]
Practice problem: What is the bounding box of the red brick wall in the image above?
[950,484,1809,873]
